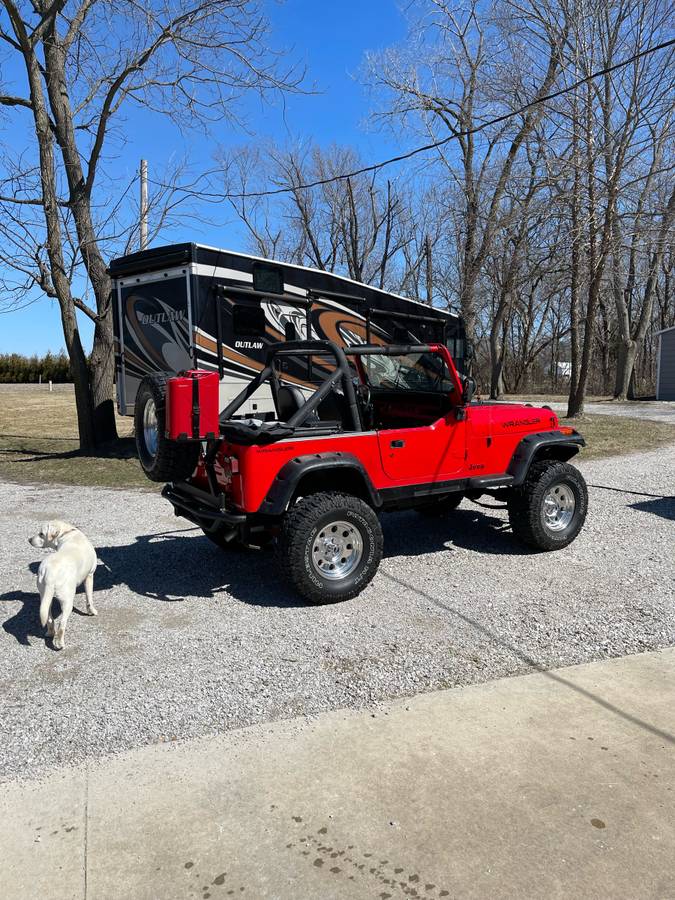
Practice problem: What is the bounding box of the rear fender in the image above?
[257,452,382,516]
[507,431,585,486]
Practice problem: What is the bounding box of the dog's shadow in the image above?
[2,587,89,648]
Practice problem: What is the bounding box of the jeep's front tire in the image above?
[507,460,587,551]
[135,374,200,482]
[276,492,383,604]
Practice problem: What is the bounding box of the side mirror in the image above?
[463,375,476,405]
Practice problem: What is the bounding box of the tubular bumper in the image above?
[162,482,246,529]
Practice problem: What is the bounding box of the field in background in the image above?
[0,384,674,488]
[0,384,149,489]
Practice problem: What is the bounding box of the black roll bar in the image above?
[219,361,276,422]
[307,288,366,306]
[218,339,453,433]
[214,283,312,307]
[267,340,361,430]
[218,340,363,432]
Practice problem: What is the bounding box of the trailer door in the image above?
[116,267,192,414]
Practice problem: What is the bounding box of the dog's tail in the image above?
[38,564,54,628]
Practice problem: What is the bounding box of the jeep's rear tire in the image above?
[276,492,383,604]
[135,374,200,482]
[507,460,587,551]
[416,493,463,516]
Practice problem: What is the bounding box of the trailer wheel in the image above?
[135,374,200,482]
[276,492,383,604]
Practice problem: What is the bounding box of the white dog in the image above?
[29,521,98,649]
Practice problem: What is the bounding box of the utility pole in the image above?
[140,159,148,251]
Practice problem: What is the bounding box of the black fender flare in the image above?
[256,452,382,516]
[507,431,585,486]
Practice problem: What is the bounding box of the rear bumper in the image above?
[162,482,247,530]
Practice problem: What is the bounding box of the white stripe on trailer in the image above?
[116,266,189,287]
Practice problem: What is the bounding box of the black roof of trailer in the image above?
[108,242,460,324]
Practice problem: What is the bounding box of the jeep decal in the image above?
[501,417,541,428]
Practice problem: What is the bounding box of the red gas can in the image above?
[166,370,220,441]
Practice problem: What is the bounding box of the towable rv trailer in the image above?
[109,243,467,416]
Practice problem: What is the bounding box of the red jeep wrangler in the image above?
[135,340,587,603]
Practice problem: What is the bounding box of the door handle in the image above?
[390,439,405,448]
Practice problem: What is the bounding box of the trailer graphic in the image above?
[109,243,466,416]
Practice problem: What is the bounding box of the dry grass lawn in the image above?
[0,384,673,488]
[0,385,151,489]
[558,414,675,459]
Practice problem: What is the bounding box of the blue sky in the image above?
[1,0,408,355]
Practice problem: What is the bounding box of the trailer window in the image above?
[363,352,454,393]
[252,262,284,295]
[233,304,266,337]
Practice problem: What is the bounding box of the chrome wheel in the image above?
[542,483,575,532]
[143,398,159,459]
[311,520,363,581]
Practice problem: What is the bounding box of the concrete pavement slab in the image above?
[0,768,87,900]
[2,648,674,899]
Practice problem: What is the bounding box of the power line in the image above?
[224,36,675,200]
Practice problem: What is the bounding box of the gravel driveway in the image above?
[1,445,674,782]
[545,399,675,423]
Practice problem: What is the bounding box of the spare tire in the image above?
[134,374,200,482]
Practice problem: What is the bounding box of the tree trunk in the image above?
[613,339,636,400]
[425,233,433,306]
[90,309,118,443]
[59,302,96,450]
[43,31,118,446]
[489,292,509,399]
[460,263,479,352]
[566,88,582,416]
[489,333,505,399]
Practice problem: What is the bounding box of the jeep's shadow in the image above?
[91,528,304,609]
[71,503,530,611]
[629,497,675,521]
[383,505,531,558]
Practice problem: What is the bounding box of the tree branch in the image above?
[0,93,33,109]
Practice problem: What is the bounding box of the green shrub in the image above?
[0,350,73,383]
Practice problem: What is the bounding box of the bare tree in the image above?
[555,0,675,413]
[0,0,299,449]
[365,0,570,348]
[223,143,420,293]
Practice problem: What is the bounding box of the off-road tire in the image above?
[276,491,383,604]
[135,374,200,482]
[416,493,464,516]
[507,460,587,551]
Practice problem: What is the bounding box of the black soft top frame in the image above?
[218,339,439,443]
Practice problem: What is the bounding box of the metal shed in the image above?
[656,325,675,400]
